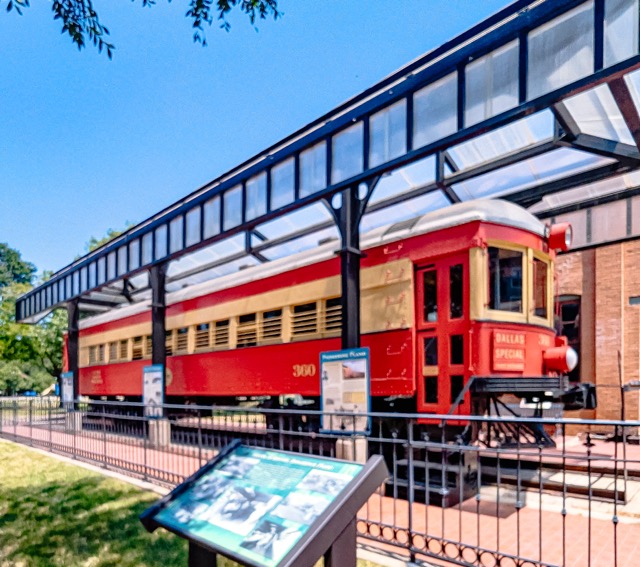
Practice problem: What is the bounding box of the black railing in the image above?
[1,397,638,567]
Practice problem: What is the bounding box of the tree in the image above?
[83,222,135,254]
[0,243,36,288]
[4,1,281,58]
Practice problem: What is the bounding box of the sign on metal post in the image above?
[60,371,74,407]
[320,348,370,434]
[140,441,388,567]
[143,364,164,417]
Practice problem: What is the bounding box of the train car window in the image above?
[324,297,342,333]
[165,330,174,356]
[450,375,464,405]
[108,342,118,362]
[424,337,438,366]
[237,314,257,348]
[97,344,105,363]
[132,337,144,360]
[425,377,438,404]
[214,320,230,348]
[119,339,128,360]
[450,264,463,319]
[450,335,464,365]
[533,258,548,318]
[89,346,98,365]
[261,310,282,341]
[195,323,210,350]
[423,270,438,322]
[145,336,152,358]
[488,247,523,312]
[175,328,189,354]
[292,302,318,337]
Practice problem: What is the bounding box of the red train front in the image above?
[67,199,591,416]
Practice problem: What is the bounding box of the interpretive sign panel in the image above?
[60,371,74,405]
[320,348,370,434]
[141,442,387,567]
[143,365,164,417]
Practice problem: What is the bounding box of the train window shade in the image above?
[175,328,189,354]
[449,264,463,319]
[323,297,342,334]
[165,331,174,356]
[214,320,230,349]
[108,342,118,363]
[532,258,549,319]
[260,310,282,343]
[292,302,318,339]
[236,314,258,348]
[144,336,152,358]
[88,346,98,365]
[132,337,144,360]
[119,339,129,361]
[488,247,523,313]
[423,270,438,323]
[195,323,211,350]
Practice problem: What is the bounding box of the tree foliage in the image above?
[4,0,281,58]
[84,222,135,254]
[0,246,64,395]
[0,243,36,288]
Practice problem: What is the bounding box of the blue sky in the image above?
[0,0,508,276]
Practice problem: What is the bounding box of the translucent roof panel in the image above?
[624,68,640,121]
[447,110,554,172]
[167,255,261,292]
[529,169,640,213]
[453,147,615,200]
[361,191,450,233]
[369,155,436,206]
[255,203,334,241]
[166,234,245,280]
[561,84,634,145]
[260,226,339,261]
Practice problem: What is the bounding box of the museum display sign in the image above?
[141,441,387,567]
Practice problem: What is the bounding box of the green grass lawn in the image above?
[0,441,383,567]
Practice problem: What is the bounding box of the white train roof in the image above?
[79,199,545,330]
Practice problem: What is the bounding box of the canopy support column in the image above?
[150,264,167,404]
[67,298,80,404]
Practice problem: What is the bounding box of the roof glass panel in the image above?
[447,111,554,172]
[561,85,634,144]
[166,234,245,279]
[369,155,436,205]
[453,147,614,200]
[361,191,449,233]
[529,169,640,212]
[260,226,339,261]
[256,203,334,241]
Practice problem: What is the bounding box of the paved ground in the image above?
[2,420,639,567]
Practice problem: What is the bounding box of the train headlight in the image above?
[544,346,578,373]
[548,223,573,252]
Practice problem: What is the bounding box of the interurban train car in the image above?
[65,199,592,417]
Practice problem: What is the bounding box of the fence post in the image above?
[197,410,203,466]
[13,398,17,440]
[102,403,108,469]
[28,399,33,446]
[48,397,52,451]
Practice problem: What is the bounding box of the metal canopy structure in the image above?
[17,0,640,335]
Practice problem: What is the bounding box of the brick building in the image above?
[534,195,640,420]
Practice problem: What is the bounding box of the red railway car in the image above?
[67,199,590,417]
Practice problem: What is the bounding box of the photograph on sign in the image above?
[152,445,363,567]
[143,365,164,417]
[60,371,74,405]
[320,348,370,434]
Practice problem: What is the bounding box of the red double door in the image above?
[415,253,470,415]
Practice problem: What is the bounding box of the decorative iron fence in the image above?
[1,397,638,567]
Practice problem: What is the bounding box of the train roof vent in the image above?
[384,217,420,236]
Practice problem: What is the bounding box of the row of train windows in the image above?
[86,298,342,365]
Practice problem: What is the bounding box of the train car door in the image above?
[415,254,469,415]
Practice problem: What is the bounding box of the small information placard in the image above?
[143,365,164,417]
[60,371,74,406]
[320,348,370,434]
[141,443,388,567]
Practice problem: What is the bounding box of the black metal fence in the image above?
[1,397,638,567]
